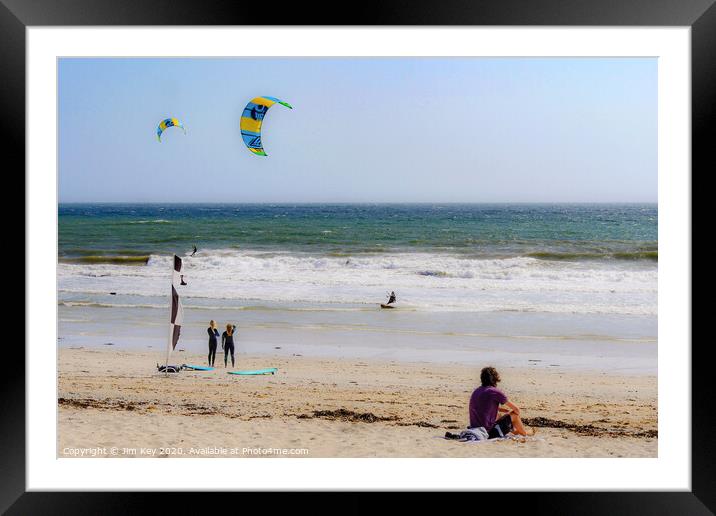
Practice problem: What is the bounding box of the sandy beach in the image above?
[58,347,657,458]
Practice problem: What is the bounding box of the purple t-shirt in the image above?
[469,386,508,430]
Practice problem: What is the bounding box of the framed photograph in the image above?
[8,0,710,512]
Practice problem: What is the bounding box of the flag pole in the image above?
[165,325,171,377]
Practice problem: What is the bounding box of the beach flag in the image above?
[170,286,183,349]
[169,255,185,349]
[169,255,185,354]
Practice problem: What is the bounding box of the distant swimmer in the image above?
[180,274,187,286]
[191,245,197,257]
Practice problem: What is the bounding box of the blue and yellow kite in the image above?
[240,96,292,156]
[156,118,186,142]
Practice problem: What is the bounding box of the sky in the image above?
[58,57,657,203]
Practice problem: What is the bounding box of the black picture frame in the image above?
[5,0,710,513]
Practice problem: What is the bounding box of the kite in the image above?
[156,118,186,142]
[240,96,292,156]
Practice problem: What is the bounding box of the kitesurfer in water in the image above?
[222,324,237,368]
[386,291,396,305]
[207,320,219,367]
[191,245,197,257]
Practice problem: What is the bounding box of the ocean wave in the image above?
[57,249,657,315]
[527,251,657,261]
[58,300,383,313]
[60,255,150,265]
[417,270,450,277]
[59,301,164,309]
[60,248,151,257]
[58,247,660,266]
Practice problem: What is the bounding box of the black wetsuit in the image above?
[207,327,219,366]
[387,294,396,304]
[222,326,236,367]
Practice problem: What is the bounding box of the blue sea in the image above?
[59,203,657,262]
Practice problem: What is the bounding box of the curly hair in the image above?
[480,366,501,387]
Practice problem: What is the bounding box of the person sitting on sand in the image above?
[469,366,535,438]
[222,324,237,369]
[386,291,396,305]
[207,320,219,367]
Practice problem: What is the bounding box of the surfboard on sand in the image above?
[183,364,214,371]
[228,367,278,376]
[380,304,395,309]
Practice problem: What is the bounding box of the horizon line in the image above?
[58,200,658,205]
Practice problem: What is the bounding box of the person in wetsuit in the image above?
[191,245,197,257]
[207,320,219,367]
[222,323,237,368]
[387,291,396,305]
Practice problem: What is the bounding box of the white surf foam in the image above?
[57,250,657,315]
